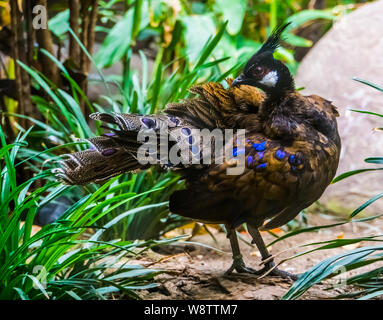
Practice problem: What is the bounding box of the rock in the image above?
[295,1,383,213]
[36,196,72,226]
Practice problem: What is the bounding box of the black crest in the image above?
[256,22,291,56]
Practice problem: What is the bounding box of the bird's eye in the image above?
[252,66,263,76]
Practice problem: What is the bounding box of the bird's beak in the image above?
[231,74,249,87]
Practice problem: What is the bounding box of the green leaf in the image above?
[284,33,313,47]
[95,10,134,68]
[332,168,383,183]
[215,0,246,35]
[104,268,161,281]
[353,77,383,92]
[267,214,382,247]
[359,289,383,300]
[49,9,70,38]
[350,192,383,218]
[95,1,149,69]
[286,9,336,30]
[365,157,383,164]
[13,288,29,300]
[58,89,94,138]
[182,15,217,65]
[350,109,383,118]
[194,21,228,69]
[283,245,383,300]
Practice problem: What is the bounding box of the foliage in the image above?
[0,124,190,299]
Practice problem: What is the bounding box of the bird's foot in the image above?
[225,255,258,275]
[257,260,298,281]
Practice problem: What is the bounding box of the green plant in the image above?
[0,124,191,299]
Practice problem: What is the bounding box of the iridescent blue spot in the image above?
[190,145,199,154]
[257,152,264,160]
[275,150,286,160]
[233,147,245,157]
[169,116,180,125]
[253,141,266,151]
[256,163,267,169]
[102,148,117,156]
[104,132,115,137]
[181,128,191,136]
[291,166,297,172]
[188,136,194,144]
[247,156,253,166]
[289,154,303,166]
[141,117,156,129]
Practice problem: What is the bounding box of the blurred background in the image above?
[1,0,383,300]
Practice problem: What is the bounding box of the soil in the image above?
[131,212,383,300]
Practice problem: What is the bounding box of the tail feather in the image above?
[54,147,146,185]
[54,112,196,185]
[90,112,180,131]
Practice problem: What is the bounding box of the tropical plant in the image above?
[0,123,191,299]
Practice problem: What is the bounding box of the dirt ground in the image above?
[130,212,383,300]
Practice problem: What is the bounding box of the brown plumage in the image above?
[55,24,341,280]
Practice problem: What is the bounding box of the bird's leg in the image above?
[225,227,258,275]
[247,225,298,280]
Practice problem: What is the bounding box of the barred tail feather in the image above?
[54,112,191,185]
[53,147,148,185]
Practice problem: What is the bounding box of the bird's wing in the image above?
[171,133,339,229]
[165,79,265,129]
[204,135,304,200]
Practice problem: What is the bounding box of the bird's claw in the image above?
[225,256,259,275]
[225,258,298,281]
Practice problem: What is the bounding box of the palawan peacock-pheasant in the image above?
[54,23,341,280]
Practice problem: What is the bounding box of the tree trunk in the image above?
[69,0,81,61]
[10,0,34,129]
[34,0,60,85]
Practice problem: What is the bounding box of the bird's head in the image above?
[232,23,295,96]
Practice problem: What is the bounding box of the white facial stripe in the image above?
[259,70,278,87]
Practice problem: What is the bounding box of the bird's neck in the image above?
[263,86,294,110]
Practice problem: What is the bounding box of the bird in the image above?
[54,23,341,280]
